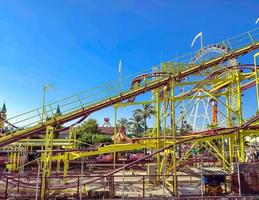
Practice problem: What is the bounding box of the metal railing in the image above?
[2,172,258,199]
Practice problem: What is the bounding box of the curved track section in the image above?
[128,64,259,103]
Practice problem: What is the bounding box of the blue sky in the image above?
[0,0,258,126]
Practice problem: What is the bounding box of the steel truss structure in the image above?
[0,28,259,199]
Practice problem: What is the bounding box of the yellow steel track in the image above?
[0,41,258,147]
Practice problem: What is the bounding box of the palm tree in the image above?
[129,113,144,137]
[134,103,156,132]
[117,118,131,134]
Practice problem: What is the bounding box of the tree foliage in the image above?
[117,118,131,134]
[76,118,112,147]
[128,113,145,137]
[134,104,156,131]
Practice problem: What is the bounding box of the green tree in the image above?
[78,119,100,135]
[76,118,112,147]
[129,113,144,137]
[134,104,155,132]
[117,118,131,134]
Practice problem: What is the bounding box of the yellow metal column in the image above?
[113,105,117,169]
[7,150,13,172]
[63,152,69,184]
[68,126,77,149]
[163,86,167,147]
[254,52,259,113]
[156,90,161,179]
[41,126,54,200]
[226,86,233,166]
[62,127,75,180]
[235,72,244,161]
[16,148,20,172]
[13,151,17,172]
[222,136,226,171]
[171,80,177,197]
[162,87,168,179]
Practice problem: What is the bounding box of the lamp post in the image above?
[42,84,53,121]
[191,32,203,50]
[118,60,122,91]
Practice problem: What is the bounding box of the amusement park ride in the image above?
[0,28,259,199]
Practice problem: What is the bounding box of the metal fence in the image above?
[1,171,258,199]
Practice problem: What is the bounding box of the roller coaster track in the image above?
[52,114,259,190]
[5,66,256,156]
[176,64,259,99]
[128,64,259,102]
[2,114,258,190]
[0,29,258,148]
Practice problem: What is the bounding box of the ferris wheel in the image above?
[179,44,236,131]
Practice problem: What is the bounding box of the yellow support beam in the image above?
[171,81,178,197]
[52,141,157,161]
[41,126,54,200]
[206,141,231,168]
[254,52,259,113]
